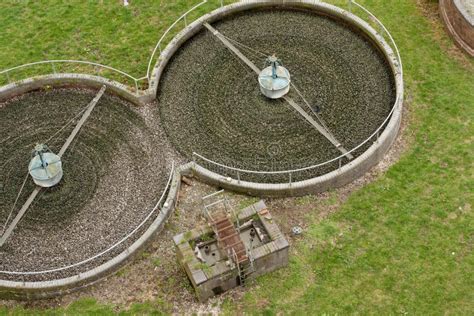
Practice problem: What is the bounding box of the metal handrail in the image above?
[193,96,397,176]
[0,60,146,95]
[146,0,208,80]
[0,162,175,275]
[350,0,403,77]
[192,0,403,180]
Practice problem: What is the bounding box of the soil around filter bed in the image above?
[0,88,178,282]
[157,8,396,182]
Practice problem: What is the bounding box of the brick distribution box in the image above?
[173,200,289,302]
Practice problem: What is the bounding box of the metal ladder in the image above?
[232,246,255,286]
[203,190,255,285]
[202,190,240,231]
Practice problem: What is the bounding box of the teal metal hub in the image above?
[28,144,63,188]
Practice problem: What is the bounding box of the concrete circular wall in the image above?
[0,73,153,105]
[151,0,404,197]
[440,0,474,56]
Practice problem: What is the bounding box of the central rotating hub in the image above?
[258,55,291,99]
[28,144,63,188]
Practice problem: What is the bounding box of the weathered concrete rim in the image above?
[440,0,474,56]
[0,158,181,299]
[151,0,404,197]
[0,73,156,106]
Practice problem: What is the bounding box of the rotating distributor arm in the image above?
[203,23,353,159]
[0,85,107,248]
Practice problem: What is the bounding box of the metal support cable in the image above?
[221,34,271,58]
[0,86,107,248]
[0,162,175,275]
[291,82,331,133]
[217,31,337,139]
[43,103,91,145]
[1,171,29,236]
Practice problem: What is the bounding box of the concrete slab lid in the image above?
[254,200,267,211]
[274,237,290,250]
[192,269,208,285]
[173,233,185,245]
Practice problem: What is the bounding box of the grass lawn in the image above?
[0,0,233,87]
[1,0,473,315]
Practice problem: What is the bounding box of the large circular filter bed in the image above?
[0,88,173,282]
[158,7,396,182]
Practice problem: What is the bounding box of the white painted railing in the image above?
[0,60,147,96]
[0,0,403,185]
[146,0,208,80]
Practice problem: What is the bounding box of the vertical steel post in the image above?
[6,72,11,83]
[51,63,57,74]
[348,0,352,13]
[134,79,139,95]
[237,171,241,183]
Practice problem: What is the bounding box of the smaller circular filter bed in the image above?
[0,88,174,282]
[157,7,396,182]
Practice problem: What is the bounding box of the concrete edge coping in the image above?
[0,163,186,299]
[0,73,156,106]
[149,0,403,96]
[190,98,401,197]
[174,199,289,285]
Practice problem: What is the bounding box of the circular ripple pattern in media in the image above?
[0,88,173,281]
[157,8,396,182]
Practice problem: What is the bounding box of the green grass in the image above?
[0,0,233,87]
[1,0,473,315]
[0,298,170,316]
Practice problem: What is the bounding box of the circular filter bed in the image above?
[0,88,174,282]
[158,7,396,182]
